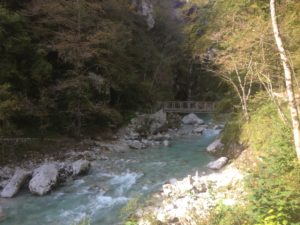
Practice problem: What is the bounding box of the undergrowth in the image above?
[208,94,300,225]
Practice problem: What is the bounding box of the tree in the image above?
[270,0,300,161]
[0,4,52,136]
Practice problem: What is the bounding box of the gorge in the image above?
[0,0,300,225]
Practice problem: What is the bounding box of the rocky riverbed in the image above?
[136,163,245,225]
[0,112,228,225]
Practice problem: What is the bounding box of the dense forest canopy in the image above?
[0,0,228,137]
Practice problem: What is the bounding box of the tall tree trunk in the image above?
[270,0,300,161]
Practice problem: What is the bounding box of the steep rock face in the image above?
[132,0,155,29]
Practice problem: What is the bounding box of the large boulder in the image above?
[207,157,228,170]
[0,167,14,181]
[29,164,59,196]
[57,163,73,182]
[193,126,206,134]
[72,160,91,176]
[1,169,31,198]
[206,139,224,154]
[149,110,167,134]
[182,113,204,125]
[0,180,9,190]
[0,206,5,222]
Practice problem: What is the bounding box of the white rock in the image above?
[0,180,9,190]
[0,167,14,180]
[1,169,31,198]
[152,133,164,141]
[206,139,224,154]
[182,113,204,125]
[213,124,224,130]
[164,134,171,140]
[193,126,206,134]
[207,157,229,170]
[72,160,91,176]
[162,184,174,196]
[200,167,243,187]
[128,140,146,149]
[168,178,178,185]
[129,132,140,140]
[29,164,59,196]
[176,175,194,193]
[193,180,207,193]
[0,206,5,221]
[163,140,170,147]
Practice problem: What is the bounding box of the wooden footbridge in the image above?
[160,101,216,113]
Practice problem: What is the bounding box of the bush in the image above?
[200,202,251,225]
[217,94,300,225]
[221,112,242,147]
[215,97,233,114]
[240,98,300,224]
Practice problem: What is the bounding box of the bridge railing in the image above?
[161,101,216,113]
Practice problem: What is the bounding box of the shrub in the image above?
[240,98,300,224]
[199,202,251,225]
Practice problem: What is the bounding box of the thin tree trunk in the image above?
[270,0,300,161]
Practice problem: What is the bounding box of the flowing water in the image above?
[0,115,220,225]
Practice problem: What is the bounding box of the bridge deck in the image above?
[161,101,216,113]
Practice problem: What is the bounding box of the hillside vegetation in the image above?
[180,0,300,224]
[0,0,203,137]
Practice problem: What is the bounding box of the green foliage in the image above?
[215,97,233,114]
[221,113,242,147]
[0,0,189,138]
[243,99,300,224]
[200,202,250,225]
[255,208,290,225]
[125,222,138,225]
[184,0,300,224]
[0,4,52,135]
[217,92,300,225]
[220,93,300,225]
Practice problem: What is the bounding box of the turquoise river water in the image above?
[0,115,220,225]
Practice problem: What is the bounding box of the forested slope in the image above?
[1,0,208,137]
[178,0,300,224]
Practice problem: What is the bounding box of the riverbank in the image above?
[133,149,249,225]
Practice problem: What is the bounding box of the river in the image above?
[0,115,220,225]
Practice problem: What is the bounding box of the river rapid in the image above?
[0,115,221,225]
